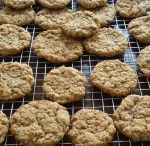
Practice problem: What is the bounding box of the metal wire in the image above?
[0,0,150,145]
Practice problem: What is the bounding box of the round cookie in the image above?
[35,8,72,30]
[83,28,128,57]
[116,0,150,18]
[32,29,83,64]
[128,16,150,44]
[0,24,31,56]
[137,46,150,77]
[61,11,99,38]
[2,0,35,9]
[90,60,137,97]
[77,0,107,9]
[43,66,87,104]
[68,109,116,146]
[0,7,35,26]
[113,95,150,141]
[37,0,71,9]
[0,62,34,100]
[0,111,9,145]
[10,100,70,146]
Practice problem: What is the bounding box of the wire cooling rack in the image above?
[0,0,150,146]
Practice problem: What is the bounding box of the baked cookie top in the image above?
[35,8,72,30]
[137,46,150,77]
[0,62,34,100]
[90,60,137,97]
[0,111,9,144]
[113,95,150,141]
[0,7,35,26]
[0,24,31,56]
[37,0,71,9]
[83,28,128,57]
[10,100,70,146]
[68,109,116,146]
[116,0,150,18]
[61,11,99,38]
[43,66,87,104]
[77,0,107,9]
[32,29,83,64]
[2,0,35,9]
[128,16,150,44]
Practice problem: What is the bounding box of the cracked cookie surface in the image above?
[68,109,116,146]
[10,100,70,146]
[90,60,137,97]
[43,66,87,104]
[0,62,34,100]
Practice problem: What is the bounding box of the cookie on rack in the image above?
[68,109,116,146]
[43,66,87,104]
[37,0,71,9]
[2,0,35,9]
[116,0,150,18]
[0,7,35,26]
[113,95,150,141]
[128,16,150,44]
[0,111,9,145]
[61,11,99,38]
[32,29,83,64]
[0,62,34,100]
[83,28,128,57]
[10,100,70,146]
[35,8,72,30]
[0,24,31,56]
[77,0,107,9]
[137,46,150,77]
[90,60,137,97]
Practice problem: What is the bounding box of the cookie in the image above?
[0,7,35,26]
[128,16,150,44]
[77,0,107,9]
[32,29,83,64]
[90,60,137,97]
[137,46,150,77]
[43,66,87,104]
[61,11,99,38]
[0,111,9,145]
[113,95,150,141]
[2,0,35,9]
[0,62,34,100]
[68,109,116,146]
[0,24,31,56]
[37,0,71,9]
[116,0,150,18]
[35,8,72,30]
[10,100,70,146]
[83,28,128,57]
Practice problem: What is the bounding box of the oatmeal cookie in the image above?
[90,60,137,97]
[0,7,35,26]
[0,24,31,56]
[83,28,128,57]
[116,0,150,18]
[128,16,150,44]
[10,100,70,146]
[0,62,34,100]
[0,111,9,145]
[35,8,72,30]
[43,66,87,104]
[32,29,83,64]
[68,109,116,146]
[113,95,150,141]
[61,11,99,38]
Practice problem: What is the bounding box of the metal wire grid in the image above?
[0,0,150,145]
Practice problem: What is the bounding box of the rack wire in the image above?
[0,0,150,145]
